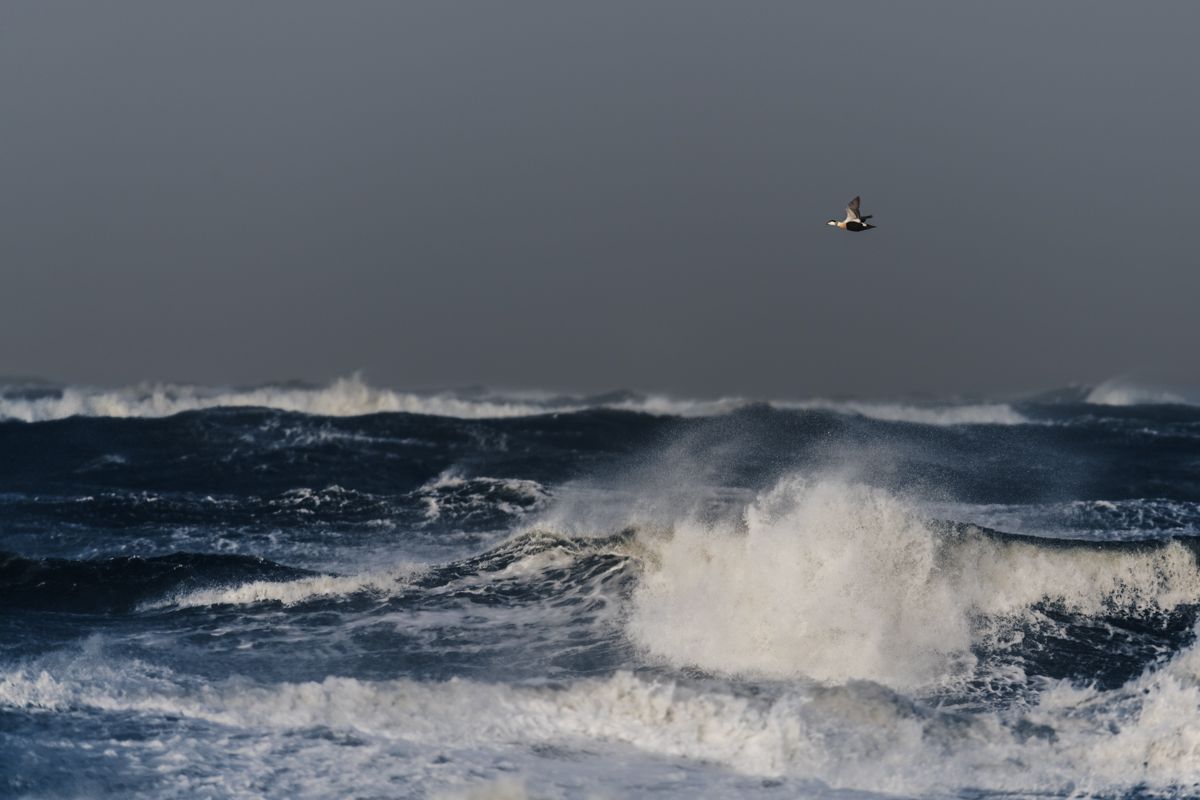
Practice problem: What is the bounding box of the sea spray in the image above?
[629,477,1200,687]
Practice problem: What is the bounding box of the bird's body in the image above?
[827,196,875,232]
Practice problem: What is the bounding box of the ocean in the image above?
[2,376,1199,799]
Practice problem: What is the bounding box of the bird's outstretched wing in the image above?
[844,196,862,223]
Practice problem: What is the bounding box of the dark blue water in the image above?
[3,381,1199,798]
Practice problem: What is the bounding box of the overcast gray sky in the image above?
[2,2,1197,398]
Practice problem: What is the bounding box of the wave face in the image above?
[3,385,1200,798]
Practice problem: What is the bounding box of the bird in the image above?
[827,196,875,232]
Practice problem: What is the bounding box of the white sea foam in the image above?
[0,375,1032,425]
[5,638,1200,797]
[148,566,421,610]
[628,477,1200,688]
[417,472,550,522]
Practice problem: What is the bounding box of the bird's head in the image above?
[826,219,840,227]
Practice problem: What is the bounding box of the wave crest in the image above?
[149,566,421,610]
[780,399,1029,425]
[1086,380,1189,407]
[0,375,1030,425]
[628,477,1200,688]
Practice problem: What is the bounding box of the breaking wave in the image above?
[0,375,1030,425]
[0,376,555,422]
[5,639,1200,797]
[629,478,1200,688]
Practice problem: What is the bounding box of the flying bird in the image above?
[827,196,875,232]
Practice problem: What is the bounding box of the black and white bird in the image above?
[826,196,875,232]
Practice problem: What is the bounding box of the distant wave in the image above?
[1086,379,1190,407]
[0,376,557,422]
[0,375,1030,426]
[780,399,1028,426]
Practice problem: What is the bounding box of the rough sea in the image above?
[3,376,1199,799]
